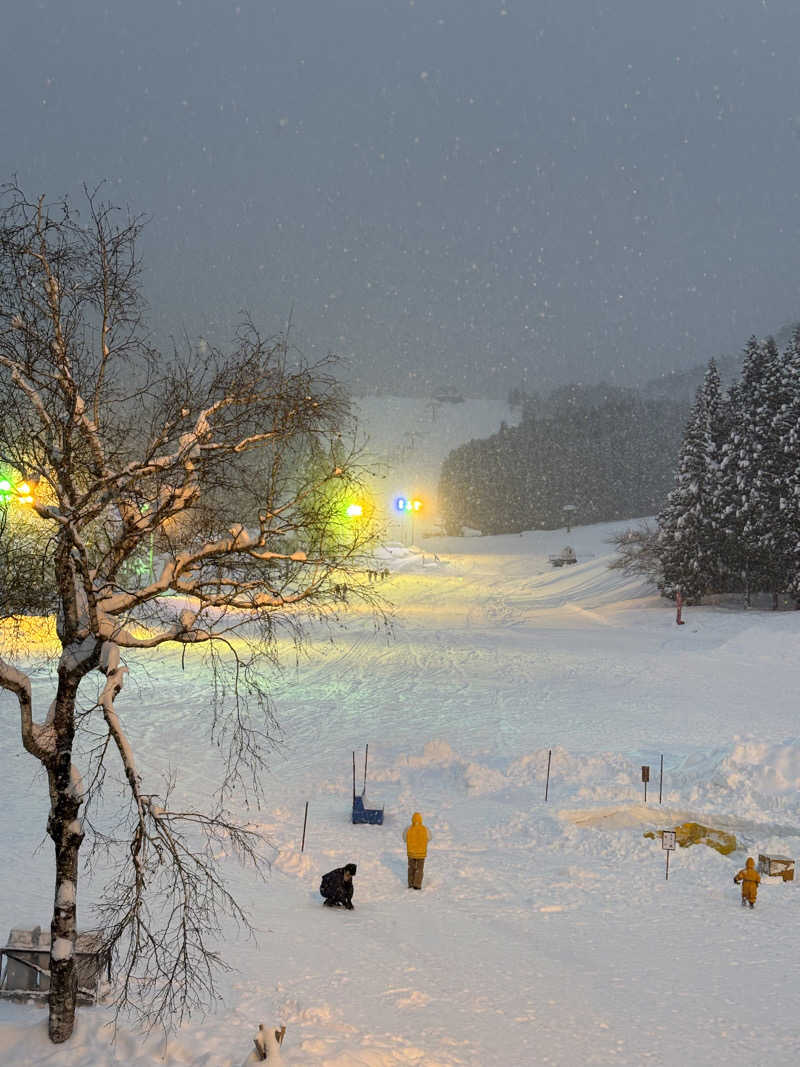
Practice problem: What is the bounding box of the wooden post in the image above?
[363,743,369,795]
[545,749,552,802]
[301,801,309,853]
[254,1023,268,1061]
[659,754,663,804]
[665,850,670,880]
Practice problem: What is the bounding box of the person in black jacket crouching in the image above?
[320,863,357,909]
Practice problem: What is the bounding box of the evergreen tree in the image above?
[720,337,786,601]
[657,359,726,601]
[771,328,800,601]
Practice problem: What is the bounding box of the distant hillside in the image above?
[641,318,800,407]
[641,355,741,407]
[439,385,683,536]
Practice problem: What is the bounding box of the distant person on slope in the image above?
[320,863,357,909]
[403,812,431,890]
[734,857,760,909]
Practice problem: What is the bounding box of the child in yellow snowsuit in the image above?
[734,857,760,908]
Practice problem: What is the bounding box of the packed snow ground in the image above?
[2,521,800,1065]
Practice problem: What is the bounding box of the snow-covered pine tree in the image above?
[771,328,800,604]
[657,359,726,601]
[720,336,788,604]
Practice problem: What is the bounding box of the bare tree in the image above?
[0,183,381,1042]
[606,521,663,585]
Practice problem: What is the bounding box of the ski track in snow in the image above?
[1,520,800,1064]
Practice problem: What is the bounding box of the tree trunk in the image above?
[47,754,84,1042]
[46,682,85,1044]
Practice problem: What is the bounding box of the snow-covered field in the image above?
[2,520,800,1065]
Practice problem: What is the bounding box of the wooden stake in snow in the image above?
[659,754,663,804]
[545,749,552,802]
[363,742,369,795]
[253,1023,268,1061]
[300,801,309,853]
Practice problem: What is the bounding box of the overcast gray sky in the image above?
[4,0,800,395]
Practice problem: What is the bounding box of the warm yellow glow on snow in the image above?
[0,615,59,657]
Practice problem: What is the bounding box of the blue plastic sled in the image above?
[352,794,384,825]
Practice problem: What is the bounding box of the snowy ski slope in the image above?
[2,518,800,1064]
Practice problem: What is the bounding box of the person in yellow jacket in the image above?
[734,856,760,908]
[403,812,431,890]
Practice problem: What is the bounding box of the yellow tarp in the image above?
[644,822,737,855]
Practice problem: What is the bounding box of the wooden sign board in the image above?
[757,853,794,879]
[641,766,650,782]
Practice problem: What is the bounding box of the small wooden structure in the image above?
[0,927,109,1003]
[758,854,795,881]
[548,546,577,568]
[352,745,384,825]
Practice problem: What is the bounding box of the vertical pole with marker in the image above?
[641,765,650,805]
[662,830,676,879]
